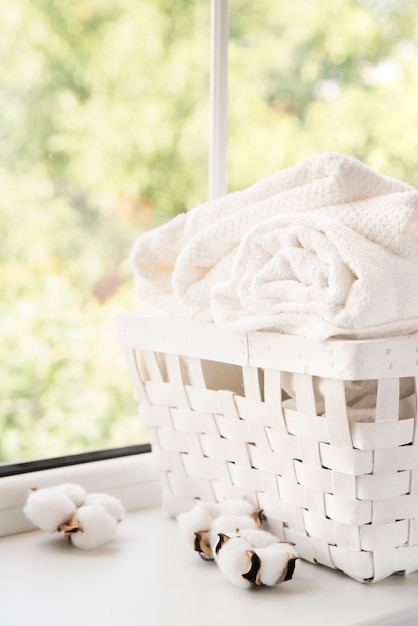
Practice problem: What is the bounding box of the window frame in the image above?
[0,443,151,478]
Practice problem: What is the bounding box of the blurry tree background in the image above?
[228,0,418,186]
[1,0,418,462]
[0,0,210,462]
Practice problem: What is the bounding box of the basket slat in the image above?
[117,311,418,582]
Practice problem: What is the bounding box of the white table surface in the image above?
[2,506,418,626]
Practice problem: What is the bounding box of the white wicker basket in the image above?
[117,311,418,583]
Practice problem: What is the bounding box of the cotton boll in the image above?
[214,534,254,589]
[191,501,221,518]
[193,499,257,519]
[176,500,222,557]
[211,513,260,535]
[69,505,118,550]
[57,483,87,507]
[209,514,260,554]
[255,543,298,586]
[177,508,214,554]
[217,499,256,517]
[238,527,281,548]
[177,500,265,559]
[23,487,77,533]
[84,492,125,522]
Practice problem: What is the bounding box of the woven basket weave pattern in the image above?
[118,312,418,583]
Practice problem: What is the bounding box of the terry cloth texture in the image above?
[130,152,418,339]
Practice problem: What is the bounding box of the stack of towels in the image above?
[130,152,418,340]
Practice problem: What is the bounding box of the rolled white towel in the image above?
[131,152,412,319]
[172,190,418,312]
[211,211,418,340]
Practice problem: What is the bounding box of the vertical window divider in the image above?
[209,0,229,201]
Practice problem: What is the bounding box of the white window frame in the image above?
[0,0,230,537]
[209,0,229,201]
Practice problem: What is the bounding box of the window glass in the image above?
[0,0,209,464]
[6,0,417,466]
[228,0,418,189]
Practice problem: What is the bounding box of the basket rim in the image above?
[116,311,418,380]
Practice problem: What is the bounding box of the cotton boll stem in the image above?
[58,513,84,534]
[194,530,213,560]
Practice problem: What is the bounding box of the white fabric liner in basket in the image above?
[117,311,418,583]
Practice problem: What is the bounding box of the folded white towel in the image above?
[131,152,412,320]
[130,152,418,338]
[174,189,418,316]
[211,208,418,339]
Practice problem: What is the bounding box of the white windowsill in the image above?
[2,453,418,626]
[2,504,418,626]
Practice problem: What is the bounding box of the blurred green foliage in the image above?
[0,0,210,462]
[228,0,418,187]
[1,0,418,462]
